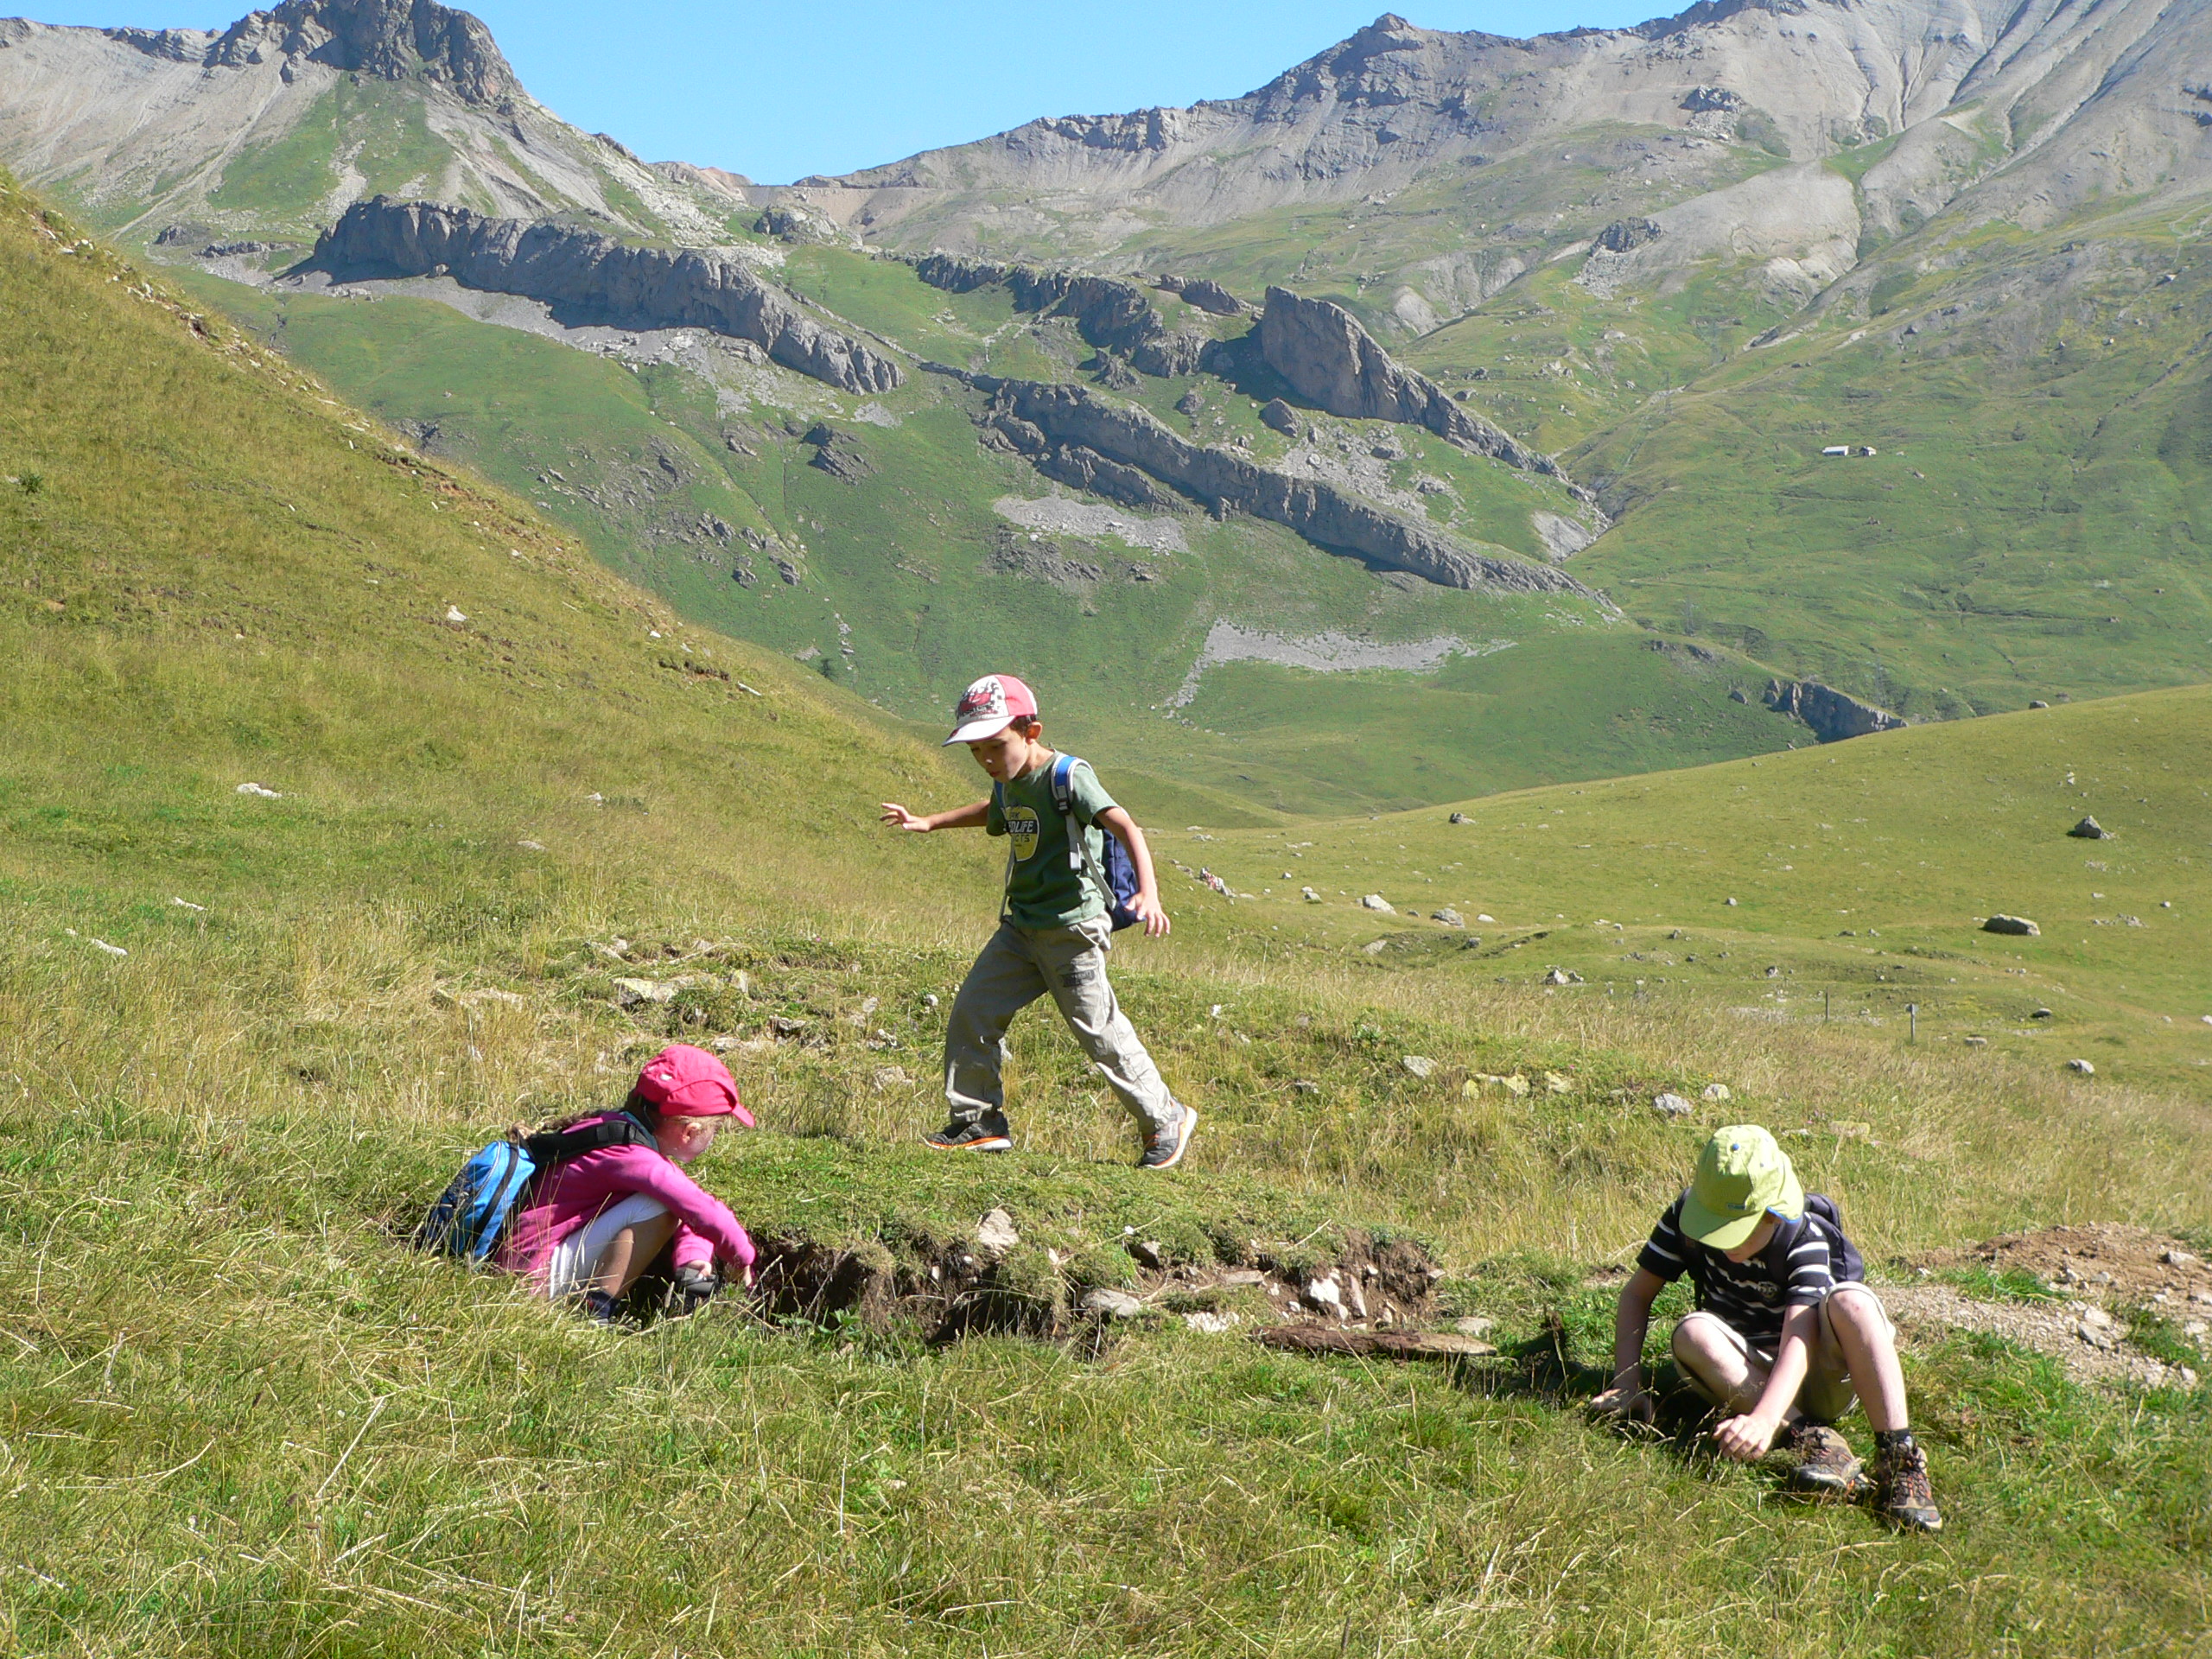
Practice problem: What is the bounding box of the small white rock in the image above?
[1083,1288,1145,1320]
[234,782,281,798]
[1652,1092,1695,1117]
[975,1207,1020,1256]
[2068,1058,2096,1076]
[170,897,206,912]
[1477,914,1496,923]
[90,938,127,957]
[1183,1310,1240,1334]
[1701,1083,1732,1103]
[1402,1055,1436,1078]
[1453,1316,1495,1338]
[444,605,467,624]
[1359,893,1395,913]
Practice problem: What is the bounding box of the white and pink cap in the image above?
[943,673,1039,746]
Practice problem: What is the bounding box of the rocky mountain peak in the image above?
[204,0,518,106]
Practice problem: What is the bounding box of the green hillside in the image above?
[5,175,2211,1657]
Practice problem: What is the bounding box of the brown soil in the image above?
[1892,1224,2210,1389]
[1910,1222,2212,1302]
[743,1227,1443,1346]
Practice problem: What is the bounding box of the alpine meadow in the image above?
[2,2,2211,1655]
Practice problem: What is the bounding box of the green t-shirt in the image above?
[986,753,1118,930]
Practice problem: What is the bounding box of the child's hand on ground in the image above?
[1130,890,1173,938]
[1587,1385,1655,1425]
[1713,1411,1783,1461]
[880,802,929,831]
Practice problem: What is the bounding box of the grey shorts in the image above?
[1677,1282,1895,1423]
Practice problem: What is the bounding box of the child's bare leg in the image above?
[1821,1286,1909,1432]
[588,1211,677,1298]
[1670,1313,1772,1415]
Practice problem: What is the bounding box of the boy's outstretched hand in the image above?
[1129,889,1173,938]
[880,802,929,831]
[1711,1411,1783,1461]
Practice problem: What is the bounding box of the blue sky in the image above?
[33,2,1664,183]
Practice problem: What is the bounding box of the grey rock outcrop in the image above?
[932,366,1608,601]
[2068,816,2110,840]
[913,253,1213,377]
[1256,288,1562,481]
[803,423,876,482]
[312,199,901,394]
[1259,397,1301,436]
[1762,678,1906,741]
[1982,914,2041,936]
[204,0,518,106]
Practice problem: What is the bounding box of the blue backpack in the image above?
[995,753,1142,930]
[414,1111,658,1262]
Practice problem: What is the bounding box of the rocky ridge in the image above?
[933,365,1605,601]
[1255,287,1564,483]
[312,198,901,394]
[913,254,1217,377]
[1763,678,1908,742]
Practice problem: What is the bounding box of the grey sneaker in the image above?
[1138,1104,1198,1170]
[922,1121,1013,1153]
[1783,1421,1864,1497]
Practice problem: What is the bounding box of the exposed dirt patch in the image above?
[1891,1224,2211,1389]
[1910,1222,2212,1303]
[741,1226,1442,1346]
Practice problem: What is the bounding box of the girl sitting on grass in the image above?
[499,1044,759,1324]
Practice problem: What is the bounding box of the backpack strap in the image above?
[520,1109,657,1168]
[1052,752,1114,902]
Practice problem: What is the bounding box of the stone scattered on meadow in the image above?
[1701,1082,1732,1103]
[1302,887,1322,902]
[1184,1310,1241,1333]
[1433,907,1465,926]
[2068,1058,2096,1076]
[1127,1237,1165,1270]
[1453,1316,1496,1338]
[1448,811,1471,824]
[1541,966,1583,985]
[1083,1288,1146,1319]
[1964,1035,1988,1046]
[1983,914,2041,936]
[976,1208,1020,1256]
[235,781,282,798]
[1652,1092,1694,1117]
[2068,817,2110,840]
[1402,1055,1436,1078]
[1544,1071,1573,1096]
[1360,893,1395,912]
[612,977,679,1007]
[1302,1274,1346,1316]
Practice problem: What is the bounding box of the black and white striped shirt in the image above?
[1637,1194,1860,1351]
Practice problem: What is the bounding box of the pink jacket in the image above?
[498,1115,758,1281]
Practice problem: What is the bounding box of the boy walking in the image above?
[879,673,1198,1169]
[1591,1124,1942,1532]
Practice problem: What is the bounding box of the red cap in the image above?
[944,673,1039,745]
[634,1044,753,1126]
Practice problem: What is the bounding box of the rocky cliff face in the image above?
[1764,679,1907,742]
[1256,288,1561,481]
[913,255,1215,377]
[314,198,902,394]
[932,366,1603,601]
[200,0,518,106]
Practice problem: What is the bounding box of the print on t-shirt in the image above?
[1005,805,1041,861]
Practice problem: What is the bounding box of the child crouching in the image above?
[1591,1123,1941,1532]
[499,1045,759,1324]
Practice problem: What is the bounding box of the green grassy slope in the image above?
[6,174,2211,1657]
[183,256,1801,816]
[1190,684,2212,1097]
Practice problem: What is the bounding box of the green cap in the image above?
[1679,1125,1804,1250]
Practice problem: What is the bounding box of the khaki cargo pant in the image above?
[944,915,1181,1138]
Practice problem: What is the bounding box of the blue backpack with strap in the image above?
[414,1110,659,1262]
[994,753,1142,930]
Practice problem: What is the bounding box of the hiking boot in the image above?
[922,1121,1013,1154]
[1872,1439,1943,1533]
[1138,1103,1198,1170]
[1782,1421,1864,1497]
